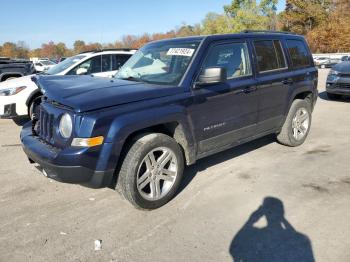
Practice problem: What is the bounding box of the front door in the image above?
[188,40,259,156]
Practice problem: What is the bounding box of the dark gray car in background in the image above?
[326,62,350,99]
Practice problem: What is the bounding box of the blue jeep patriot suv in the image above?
[21,31,318,209]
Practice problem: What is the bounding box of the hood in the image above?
[0,74,35,90]
[333,62,350,73]
[33,75,182,112]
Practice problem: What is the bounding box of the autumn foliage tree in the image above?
[306,0,350,52]
[279,0,332,34]
[1,0,350,58]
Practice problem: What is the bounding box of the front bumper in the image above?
[20,122,114,188]
[326,78,350,96]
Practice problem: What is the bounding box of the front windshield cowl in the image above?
[115,40,200,85]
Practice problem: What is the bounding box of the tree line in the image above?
[1,0,349,59]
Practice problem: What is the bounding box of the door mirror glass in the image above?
[196,67,227,87]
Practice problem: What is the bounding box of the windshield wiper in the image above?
[120,76,142,82]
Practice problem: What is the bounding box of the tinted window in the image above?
[286,40,311,68]
[254,40,287,72]
[68,55,102,75]
[112,54,132,70]
[202,42,252,79]
[101,55,111,72]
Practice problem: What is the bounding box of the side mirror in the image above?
[76,67,88,75]
[195,67,227,88]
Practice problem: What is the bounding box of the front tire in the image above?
[277,99,312,147]
[117,133,184,210]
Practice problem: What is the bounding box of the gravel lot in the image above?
[1,69,350,262]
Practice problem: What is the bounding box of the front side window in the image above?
[115,40,200,85]
[254,40,287,73]
[286,40,311,68]
[201,42,252,79]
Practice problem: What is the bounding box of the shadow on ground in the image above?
[178,135,275,196]
[229,197,315,262]
[319,91,350,103]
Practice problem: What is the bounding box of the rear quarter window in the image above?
[286,40,311,68]
[253,40,287,73]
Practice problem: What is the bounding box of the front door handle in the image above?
[282,79,294,85]
[244,86,258,93]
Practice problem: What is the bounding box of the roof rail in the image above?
[79,48,137,54]
[241,30,297,35]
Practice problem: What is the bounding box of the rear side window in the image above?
[112,54,132,70]
[254,40,287,73]
[101,55,112,72]
[286,40,311,68]
[201,42,252,79]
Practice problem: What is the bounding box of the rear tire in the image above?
[116,133,184,210]
[277,99,312,147]
[326,92,341,100]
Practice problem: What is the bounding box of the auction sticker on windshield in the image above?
[167,48,195,57]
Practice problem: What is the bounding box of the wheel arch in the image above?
[100,107,197,183]
[121,121,196,166]
[26,89,42,107]
[0,72,23,82]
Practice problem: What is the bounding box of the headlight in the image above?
[329,70,340,76]
[59,113,73,139]
[0,86,26,96]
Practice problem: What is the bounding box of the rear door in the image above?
[93,54,113,78]
[252,39,291,133]
[189,40,259,155]
[285,39,316,104]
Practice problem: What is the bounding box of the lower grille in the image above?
[335,83,350,89]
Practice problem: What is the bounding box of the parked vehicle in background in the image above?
[326,61,350,99]
[313,56,328,64]
[32,59,56,72]
[341,56,350,62]
[20,31,318,209]
[315,57,340,68]
[0,49,136,120]
[0,57,35,82]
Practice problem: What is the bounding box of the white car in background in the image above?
[0,49,136,120]
[33,59,56,72]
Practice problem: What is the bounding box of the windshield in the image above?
[46,55,86,75]
[115,40,200,85]
[40,60,55,65]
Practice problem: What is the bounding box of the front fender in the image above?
[94,104,196,171]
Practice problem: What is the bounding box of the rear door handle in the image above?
[244,86,258,93]
[282,79,294,85]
